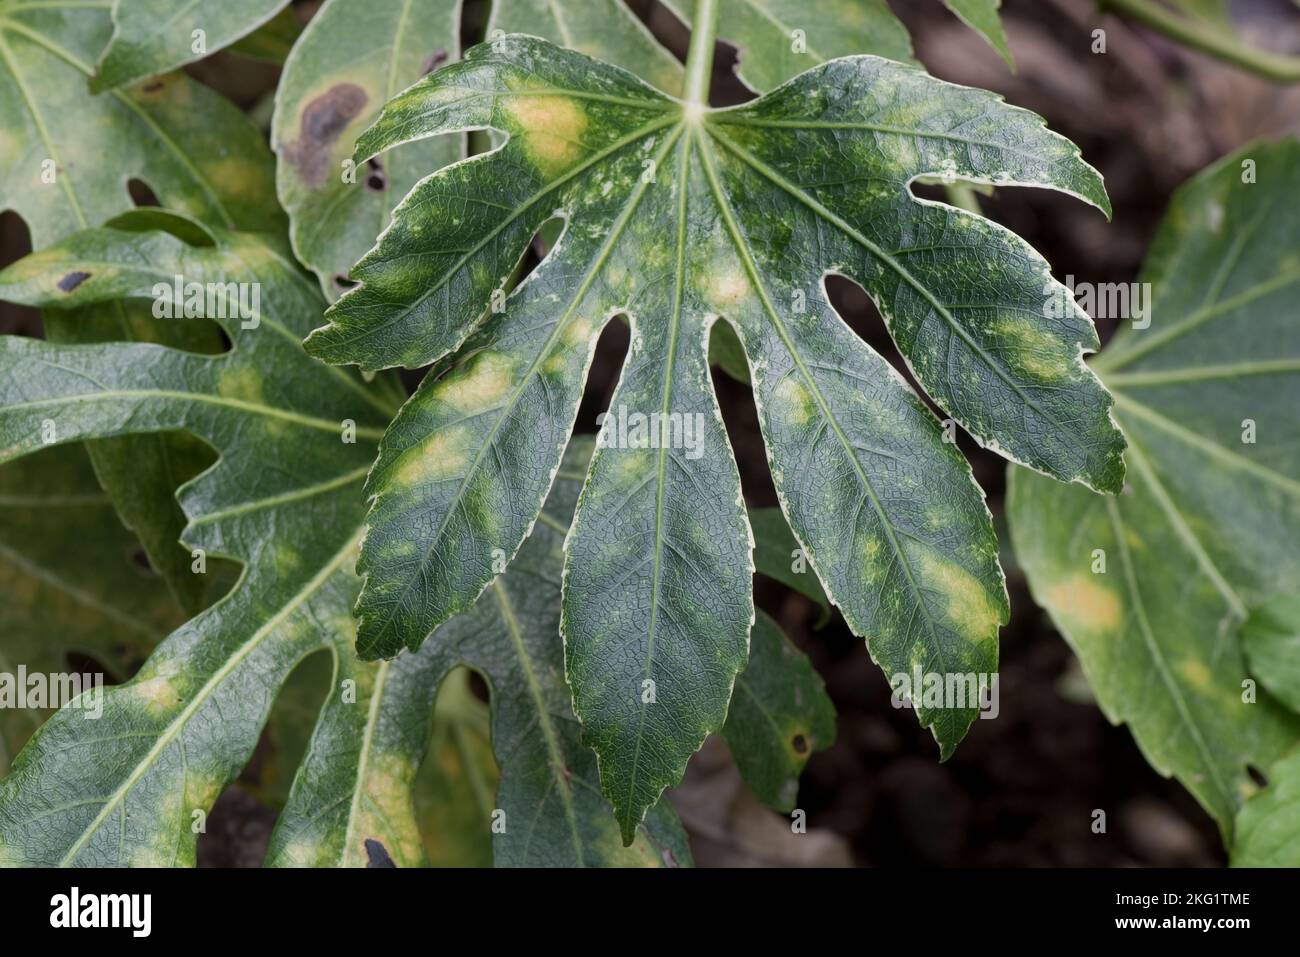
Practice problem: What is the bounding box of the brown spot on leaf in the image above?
[420,49,449,76]
[365,158,387,192]
[57,271,91,292]
[364,838,396,868]
[142,81,164,93]
[792,734,809,755]
[284,83,369,187]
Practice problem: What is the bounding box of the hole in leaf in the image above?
[1247,765,1269,790]
[792,733,809,755]
[467,669,490,704]
[0,210,40,335]
[127,178,161,208]
[573,315,629,436]
[64,651,118,685]
[130,546,156,574]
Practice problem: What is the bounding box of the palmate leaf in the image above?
[0,445,184,775]
[0,221,687,865]
[1008,140,1300,841]
[0,210,396,866]
[310,35,1121,840]
[0,0,286,609]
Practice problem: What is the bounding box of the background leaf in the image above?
[722,610,835,811]
[92,0,293,92]
[1008,139,1300,841]
[0,445,183,776]
[661,0,915,92]
[1231,746,1300,867]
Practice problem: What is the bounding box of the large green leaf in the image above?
[0,210,395,866]
[0,444,183,776]
[722,610,835,811]
[309,35,1119,840]
[92,0,293,92]
[1008,139,1300,841]
[0,0,287,610]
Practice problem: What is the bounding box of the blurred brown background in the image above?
[4,0,1299,866]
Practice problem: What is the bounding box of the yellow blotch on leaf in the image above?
[1044,574,1123,633]
[504,92,588,177]
[993,318,1071,381]
[390,428,468,489]
[774,375,816,427]
[133,673,181,715]
[437,351,516,414]
[918,551,1002,639]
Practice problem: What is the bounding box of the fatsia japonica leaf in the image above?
[0,3,282,245]
[1008,140,1300,840]
[0,445,183,776]
[0,211,397,866]
[1231,747,1300,867]
[310,35,1121,840]
[0,0,286,610]
[722,611,835,812]
[92,0,294,92]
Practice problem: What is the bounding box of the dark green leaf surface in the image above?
[92,0,293,92]
[0,445,183,776]
[722,611,835,811]
[1009,140,1300,840]
[431,437,693,865]
[312,36,1117,839]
